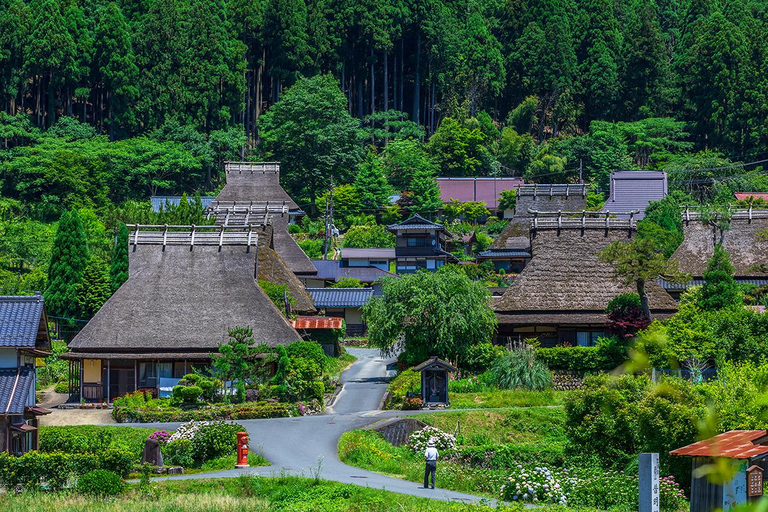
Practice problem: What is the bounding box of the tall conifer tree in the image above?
[45,210,90,318]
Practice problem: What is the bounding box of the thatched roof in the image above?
[671,211,768,277]
[270,214,318,275]
[494,226,678,322]
[489,219,530,250]
[255,225,316,313]
[216,162,300,211]
[69,231,301,353]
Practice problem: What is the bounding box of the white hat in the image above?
[427,440,435,447]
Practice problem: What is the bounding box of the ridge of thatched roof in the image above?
[489,219,530,250]
[270,214,318,275]
[69,241,301,352]
[255,225,316,314]
[494,227,678,314]
[671,212,768,277]
[216,162,301,211]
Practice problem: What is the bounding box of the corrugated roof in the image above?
[657,277,768,291]
[670,430,768,459]
[0,295,47,348]
[291,316,344,330]
[603,171,667,220]
[311,260,397,283]
[0,366,35,415]
[340,248,396,260]
[437,177,524,208]
[307,288,374,308]
[478,250,531,258]
[150,196,216,212]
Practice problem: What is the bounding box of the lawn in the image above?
[449,389,566,409]
[0,476,508,512]
[338,406,567,499]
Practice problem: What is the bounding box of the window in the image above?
[369,260,387,265]
[139,362,173,388]
[576,332,604,347]
[406,237,426,247]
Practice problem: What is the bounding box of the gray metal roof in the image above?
[0,366,35,415]
[0,295,45,348]
[604,171,667,220]
[311,260,397,283]
[478,250,531,258]
[340,248,396,260]
[151,196,216,212]
[307,288,375,308]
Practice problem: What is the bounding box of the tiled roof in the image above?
[670,430,768,459]
[150,196,216,212]
[311,260,397,283]
[657,277,768,291]
[307,288,375,308]
[387,214,445,231]
[0,295,46,348]
[437,177,524,209]
[603,171,667,219]
[0,366,35,415]
[291,316,344,330]
[735,192,768,201]
[478,250,531,258]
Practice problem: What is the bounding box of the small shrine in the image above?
[670,430,768,512]
[413,356,457,406]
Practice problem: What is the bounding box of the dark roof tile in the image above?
[0,366,35,415]
[307,288,374,308]
[0,295,46,348]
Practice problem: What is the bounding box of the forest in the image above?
[2,0,768,316]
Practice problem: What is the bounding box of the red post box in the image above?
[236,431,249,468]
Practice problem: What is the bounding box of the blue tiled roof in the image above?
[478,250,531,258]
[150,196,216,212]
[0,295,45,348]
[0,366,35,415]
[307,288,375,308]
[387,214,444,231]
[311,260,397,283]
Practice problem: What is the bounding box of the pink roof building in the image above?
[436,177,524,209]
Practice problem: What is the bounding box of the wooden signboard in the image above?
[747,465,764,498]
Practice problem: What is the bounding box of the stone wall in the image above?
[363,418,427,446]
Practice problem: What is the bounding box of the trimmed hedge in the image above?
[0,449,134,490]
[39,425,156,462]
[113,401,291,423]
[536,340,627,373]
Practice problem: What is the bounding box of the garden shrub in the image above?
[401,397,423,410]
[500,465,573,505]
[98,448,134,477]
[408,426,456,453]
[162,421,245,467]
[113,400,290,422]
[490,347,552,391]
[536,338,627,373]
[287,340,328,369]
[163,439,194,467]
[461,343,503,373]
[385,369,420,409]
[172,385,203,406]
[76,469,124,497]
[0,451,100,490]
[40,425,154,462]
[54,381,69,394]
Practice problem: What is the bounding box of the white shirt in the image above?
[425,447,439,461]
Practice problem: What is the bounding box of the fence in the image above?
[651,368,718,383]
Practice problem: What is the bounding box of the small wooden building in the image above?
[670,430,768,511]
[413,357,457,406]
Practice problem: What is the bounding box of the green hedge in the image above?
[113,401,291,423]
[39,425,156,462]
[536,340,626,373]
[0,449,134,490]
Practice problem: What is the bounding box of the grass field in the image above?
[0,476,508,512]
[449,389,566,409]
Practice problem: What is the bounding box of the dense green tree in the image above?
[259,74,364,209]
[355,152,392,214]
[699,244,742,311]
[427,117,485,176]
[406,169,442,217]
[109,223,129,292]
[45,209,90,318]
[75,257,111,319]
[363,266,497,365]
[341,224,395,248]
[381,138,437,190]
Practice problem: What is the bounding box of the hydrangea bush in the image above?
[148,430,171,445]
[408,426,456,453]
[167,421,211,442]
[500,465,575,505]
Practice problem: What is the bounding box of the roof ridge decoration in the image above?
[681,205,768,222]
[126,224,259,248]
[224,161,280,175]
[528,209,639,231]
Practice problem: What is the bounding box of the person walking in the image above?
[423,440,438,489]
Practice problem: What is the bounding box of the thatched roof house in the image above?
[671,209,768,277]
[66,225,301,402]
[494,215,677,347]
[215,162,301,212]
[255,224,315,314]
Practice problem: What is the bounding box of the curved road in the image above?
[143,348,496,505]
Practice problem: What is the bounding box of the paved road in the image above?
[142,348,499,506]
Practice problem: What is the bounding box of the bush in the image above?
[490,347,553,391]
[408,426,456,453]
[76,469,124,497]
[173,385,203,405]
[462,343,503,373]
[385,369,421,409]
[287,340,328,369]
[309,381,325,402]
[54,381,69,394]
[184,421,245,466]
[449,372,494,393]
[163,439,194,467]
[40,425,156,462]
[536,338,626,373]
[284,356,323,402]
[113,400,290,423]
[0,451,100,490]
[98,448,134,478]
[401,397,423,410]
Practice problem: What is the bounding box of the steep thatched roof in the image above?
[269,214,318,275]
[671,211,768,277]
[494,225,677,323]
[490,219,530,250]
[216,162,300,211]
[255,225,316,313]
[69,231,301,353]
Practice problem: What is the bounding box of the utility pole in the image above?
[579,159,583,184]
[323,196,329,260]
[323,175,334,260]
[328,174,334,258]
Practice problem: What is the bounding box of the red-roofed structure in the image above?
[734,192,768,202]
[437,177,524,209]
[670,430,768,459]
[291,316,344,330]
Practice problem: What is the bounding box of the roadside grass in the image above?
[129,451,270,478]
[325,351,357,380]
[449,389,566,409]
[338,407,567,499]
[0,476,508,512]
